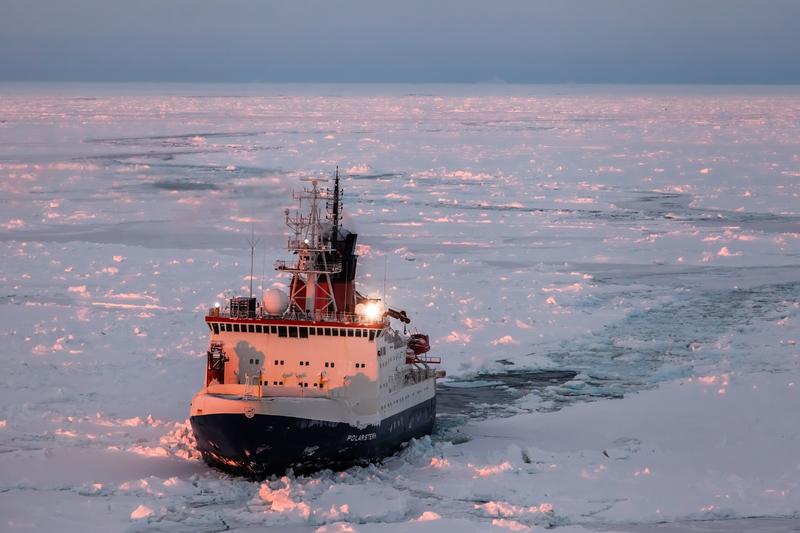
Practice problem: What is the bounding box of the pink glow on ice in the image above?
[491,518,530,531]
[471,461,513,477]
[445,331,471,344]
[428,457,450,469]
[717,246,743,257]
[2,219,25,229]
[259,480,312,518]
[491,335,518,345]
[130,504,154,521]
[415,511,441,521]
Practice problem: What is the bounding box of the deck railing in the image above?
[208,306,387,326]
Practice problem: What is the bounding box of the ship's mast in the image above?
[330,165,341,235]
[276,178,342,316]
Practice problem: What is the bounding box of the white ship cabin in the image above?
[203,295,414,400]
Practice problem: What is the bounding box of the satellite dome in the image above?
[262,288,289,315]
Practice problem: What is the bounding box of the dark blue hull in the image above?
[190,397,436,477]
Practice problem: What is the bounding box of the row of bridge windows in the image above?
[254,360,354,369]
[210,322,381,341]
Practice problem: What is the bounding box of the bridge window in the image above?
[233,323,240,333]
[270,326,277,334]
[299,327,308,338]
[256,325,262,333]
[278,326,287,337]
[355,329,362,337]
[308,327,315,336]
[212,323,220,335]
[317,327,324,335]
[368,330,375,341]
[250,324,256,333]
[289,326,298,338]
[347,329,354,337]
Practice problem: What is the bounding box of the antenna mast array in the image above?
[247,226,259,299]
[275,177,342,315]
[326,165,343,240]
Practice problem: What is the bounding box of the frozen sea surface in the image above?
[0,83,798,532]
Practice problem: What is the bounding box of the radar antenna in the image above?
[275,178,341,316]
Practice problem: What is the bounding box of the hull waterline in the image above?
[190,397,436,477]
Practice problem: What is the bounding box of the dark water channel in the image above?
[436,369,578,417]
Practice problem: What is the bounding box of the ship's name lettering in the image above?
[346,433,377,442]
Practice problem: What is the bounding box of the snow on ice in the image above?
[0,83,798,531]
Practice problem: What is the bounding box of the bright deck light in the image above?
[363,301,383,321]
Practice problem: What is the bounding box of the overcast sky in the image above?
[2,0,799,83]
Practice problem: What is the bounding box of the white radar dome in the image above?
[262,289,289,315]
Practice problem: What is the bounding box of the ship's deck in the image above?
[206,311,387,329]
